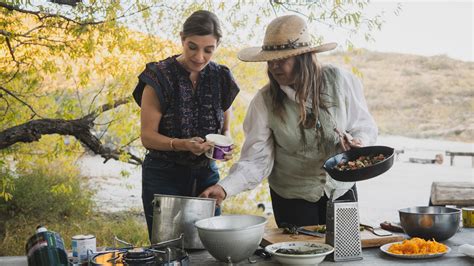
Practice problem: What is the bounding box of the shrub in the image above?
[0,169,148,256]
[2,171,94,222]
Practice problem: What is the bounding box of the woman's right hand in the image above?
[199,184,226,207]
[186,137,212,156]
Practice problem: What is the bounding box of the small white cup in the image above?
[205,134,233,160]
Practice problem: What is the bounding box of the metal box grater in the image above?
[325,192,362,261]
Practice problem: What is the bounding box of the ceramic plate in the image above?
[380,241,451,259]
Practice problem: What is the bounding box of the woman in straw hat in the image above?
[201,15,377,226]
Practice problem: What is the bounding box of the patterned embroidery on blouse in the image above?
[135,55,239,164]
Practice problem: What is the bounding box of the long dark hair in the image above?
[182,10,222,43]
[268,52,326,128]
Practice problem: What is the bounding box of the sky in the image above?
[345,1,473,62]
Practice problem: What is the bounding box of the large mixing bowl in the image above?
[399,206,461,241]
[194,215,267,263]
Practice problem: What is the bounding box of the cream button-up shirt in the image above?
[219,66,378,201]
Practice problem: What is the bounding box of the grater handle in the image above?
[329,188,357,202]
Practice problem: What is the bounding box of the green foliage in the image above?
[0,211,148,256]
[222,181,271,216]
[0,159,14,201]
[0,167,94,223]
[0,166,149,255]
[0,165,92,255]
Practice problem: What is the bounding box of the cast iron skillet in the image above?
[323,145,395,182]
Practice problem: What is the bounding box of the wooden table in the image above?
[187,228,474,265]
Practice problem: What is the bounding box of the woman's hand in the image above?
[186,137,212,156]
[335,129,363,151]
[199,184,227,207]
[222,144,235,161]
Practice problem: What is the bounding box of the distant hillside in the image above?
[320,50,474,143]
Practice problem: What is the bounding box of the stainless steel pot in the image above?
[151,194,216,249]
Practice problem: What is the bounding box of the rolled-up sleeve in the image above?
[218,89,274,197]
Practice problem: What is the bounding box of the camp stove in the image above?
[88,234,190,266]
[325,189,362,261]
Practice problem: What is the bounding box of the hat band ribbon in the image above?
[262,40,311,51]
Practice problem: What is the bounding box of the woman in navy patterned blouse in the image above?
[132,10,240,240]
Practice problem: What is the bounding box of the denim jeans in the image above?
[141,155,221,241]
[270,185,358,227]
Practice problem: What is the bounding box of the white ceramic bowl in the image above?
[194,215,267,263]
[265,241,334,265]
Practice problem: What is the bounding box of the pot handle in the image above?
[152,198,161,214]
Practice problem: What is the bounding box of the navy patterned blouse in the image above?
[133,55,240,166]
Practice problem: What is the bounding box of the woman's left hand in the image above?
[336,129,363,151]
[222,144,235,161]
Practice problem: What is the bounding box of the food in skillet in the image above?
[334,154,386,171]
[388,237,448,255]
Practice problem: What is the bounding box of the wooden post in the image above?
[430,182,474,206]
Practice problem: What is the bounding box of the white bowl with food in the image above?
[265,241,334,265]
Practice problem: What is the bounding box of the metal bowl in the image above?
[399,206,461,241]
[194,215,267,263]
[323,146,395,182]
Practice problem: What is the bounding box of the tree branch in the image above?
[0,2,42,17]
[0,29,12,37]
[0,97,142,165]
[0,2,154,26]
[84,97,132,122]
[49,0,82,7]
[5,36,17,63]
[0,93,10,117]
[0,86,42,119]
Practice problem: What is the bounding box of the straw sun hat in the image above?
[238,15,337,62]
